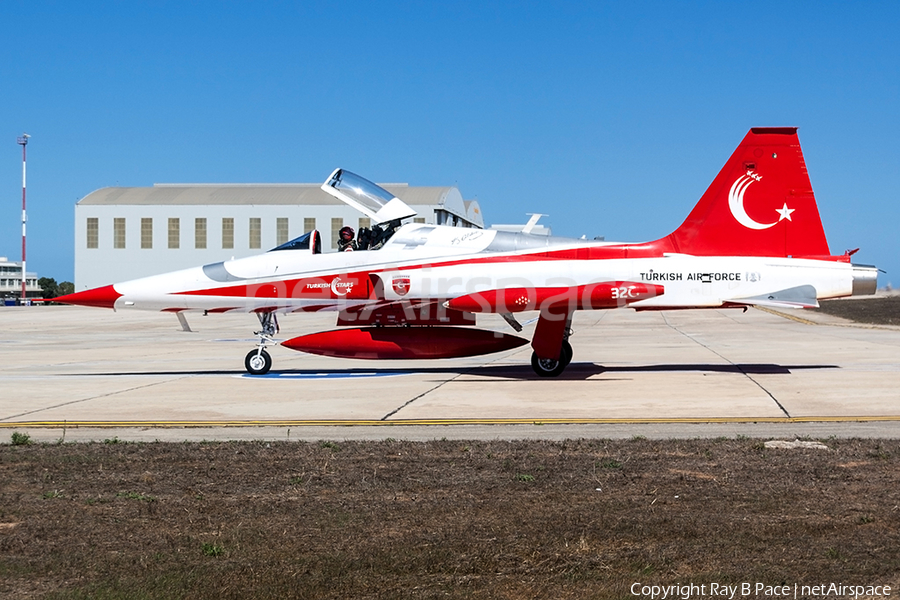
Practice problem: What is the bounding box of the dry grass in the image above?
[816,296,900,326]
[2,438,899,599]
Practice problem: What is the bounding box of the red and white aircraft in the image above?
[57,128,878,377]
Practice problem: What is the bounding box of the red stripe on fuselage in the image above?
[172,243,668,300]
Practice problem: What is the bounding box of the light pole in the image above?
[17,133,29,302]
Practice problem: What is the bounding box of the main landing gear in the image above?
[245,311,278,375]
[531,339,572,377]
[530,319,573,378]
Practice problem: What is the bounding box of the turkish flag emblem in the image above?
[392,275,411,296]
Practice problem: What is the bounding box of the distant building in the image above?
[0,257,42,301]
[74,183,484,291]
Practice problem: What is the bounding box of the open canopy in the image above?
[321,169,417,224]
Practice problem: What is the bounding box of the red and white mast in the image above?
[16,133,29,301]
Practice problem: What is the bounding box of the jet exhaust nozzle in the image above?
[851,264,878,296]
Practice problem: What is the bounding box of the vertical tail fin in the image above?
[662,128,830,257]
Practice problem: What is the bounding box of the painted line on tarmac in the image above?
[3,416,900,428]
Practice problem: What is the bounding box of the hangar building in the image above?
[74,183,483,291]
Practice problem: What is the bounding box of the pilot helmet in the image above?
[339,226,355,241]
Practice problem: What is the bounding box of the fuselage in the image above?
[107,222,864,314]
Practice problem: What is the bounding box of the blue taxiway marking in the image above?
[236,371,411,380]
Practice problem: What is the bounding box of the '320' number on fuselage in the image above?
[610,286,638,299]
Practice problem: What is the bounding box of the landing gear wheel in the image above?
[560,340,573,368]
[245,349,272,375]
[531,351,567,377]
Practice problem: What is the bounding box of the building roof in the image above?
[77,183,484,227]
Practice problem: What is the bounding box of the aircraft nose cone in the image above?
[54,284,122,309]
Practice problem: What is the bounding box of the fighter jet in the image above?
[56,128,878,377]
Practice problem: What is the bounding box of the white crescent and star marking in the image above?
[330,277,350,296]
[728,170,795,230]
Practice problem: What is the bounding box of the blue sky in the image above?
[1,1,898,285]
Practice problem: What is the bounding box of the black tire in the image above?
[531,351,567,377]
[560,340,573,367]
[245,349,272,375]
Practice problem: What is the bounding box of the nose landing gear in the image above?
[245,311,278,375]
[245,348,272,375]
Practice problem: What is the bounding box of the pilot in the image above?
[338,226,357,252]
[356,227,372,251]
[368,224,385,250]
[367,220,401,250]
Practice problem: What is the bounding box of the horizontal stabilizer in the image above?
[730,285,819,309]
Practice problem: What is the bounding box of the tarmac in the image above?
[1,304,899,442]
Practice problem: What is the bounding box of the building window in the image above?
[304,217,316,233]
[168,218,180,249]
[86,218,99,249]
[414,217,426,224]
[222,218,234,249]
[358,217,371,231]
[277,217,289,246]
[331,218,343,250]
[113,218,126,249]
[195,218,207,249]
[141,218,153,249]
[249,218,261,249]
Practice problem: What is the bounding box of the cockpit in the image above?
[269,169,416,255]
[270,229,322,254]
[268,219,404,255]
